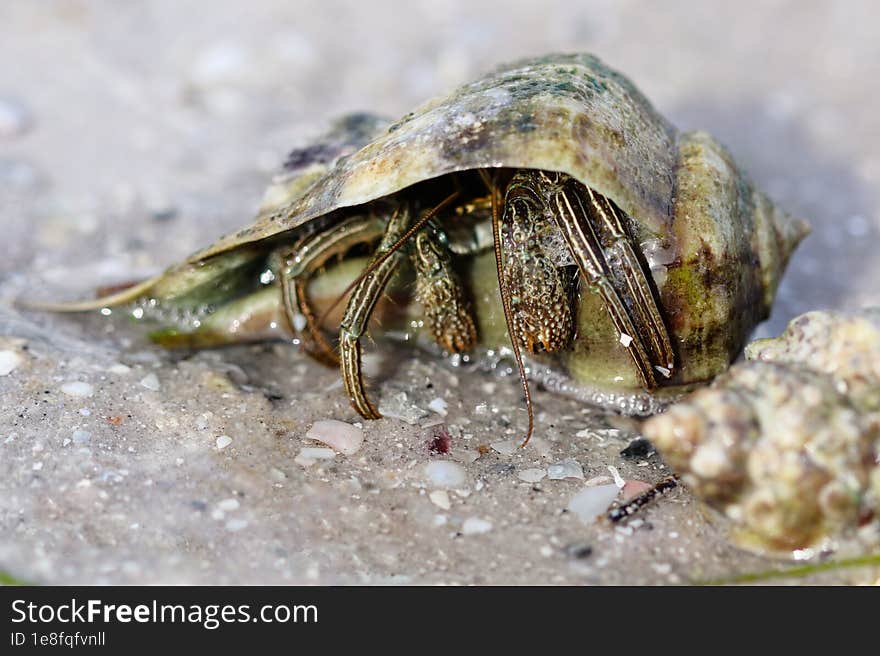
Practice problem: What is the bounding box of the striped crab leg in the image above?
[273,214,388,366]
[339,204,413,419]
[531,170,674,388]
[580,184,675,374]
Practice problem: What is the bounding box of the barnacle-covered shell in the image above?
[47,53,808,408]
[747,308,880,412]
[644,309,880,555]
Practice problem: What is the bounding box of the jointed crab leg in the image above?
[339,204,414,419]
[501,175,575,354]
[282,275,339,366]
[316,192,460,329]
[411,223,477,354]
[581,185,675,373]
[531,170,662,388]
[274,214,387,365]
[490,177,536,446]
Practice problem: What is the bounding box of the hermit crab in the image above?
[34,53,808,443]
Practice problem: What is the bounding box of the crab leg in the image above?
[580,185,675,373]
[490,178,535,446]
[535,171,661,389]
[501,176,575,354]
[339,204,413,419]
[411,223,477,354]
[273,214,387,366]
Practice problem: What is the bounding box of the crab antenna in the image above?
[489,174,534,447]
[316,190,460,330]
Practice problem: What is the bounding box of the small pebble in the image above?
[32,462,43,471]
[107,363,131,375]
[461,517,493,535]
[297,447,336,463]
[305,419,364,455]
[565,543,594,559]
[490,439,518,456]
[423,461,467,488]
[567,484,619,524]
[548,458,584,480]
[61,381,94,397]
[0,350,22,376]
[620,438,655,459]
[517,468,547,483]
[140,373,161,391]
[585,475,613,487]
[217,498,240,511]
[427,397,448,416]
[429,490,452,510]
[225,519,248,532]
[215,435,233,449]
[72,430,91,445]
[622,480,654,500]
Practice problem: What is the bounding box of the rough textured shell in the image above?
[191,53,678,262]
[47,52,806,410]
[643,309,880,555]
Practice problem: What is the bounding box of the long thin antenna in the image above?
[489,175,534,447]
[316,191,459,330]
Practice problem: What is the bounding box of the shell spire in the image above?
[751,189,811,313]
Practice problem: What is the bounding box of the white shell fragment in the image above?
[517,468,547,483]
[305,419,364,455]
[423,461,467,488]
[461,517,493,535]
[139,373,161,391]
[0,350,21,376]
[295,447,336,467]
[547,458,584,480]
[429,490,452,510]
[427,398,448,416]
[567,485,620,524]
[215,435,233,449]
[653,365,672,378]
[217,498,240,511]
[61,381,94,397]
[607,465,626,489]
